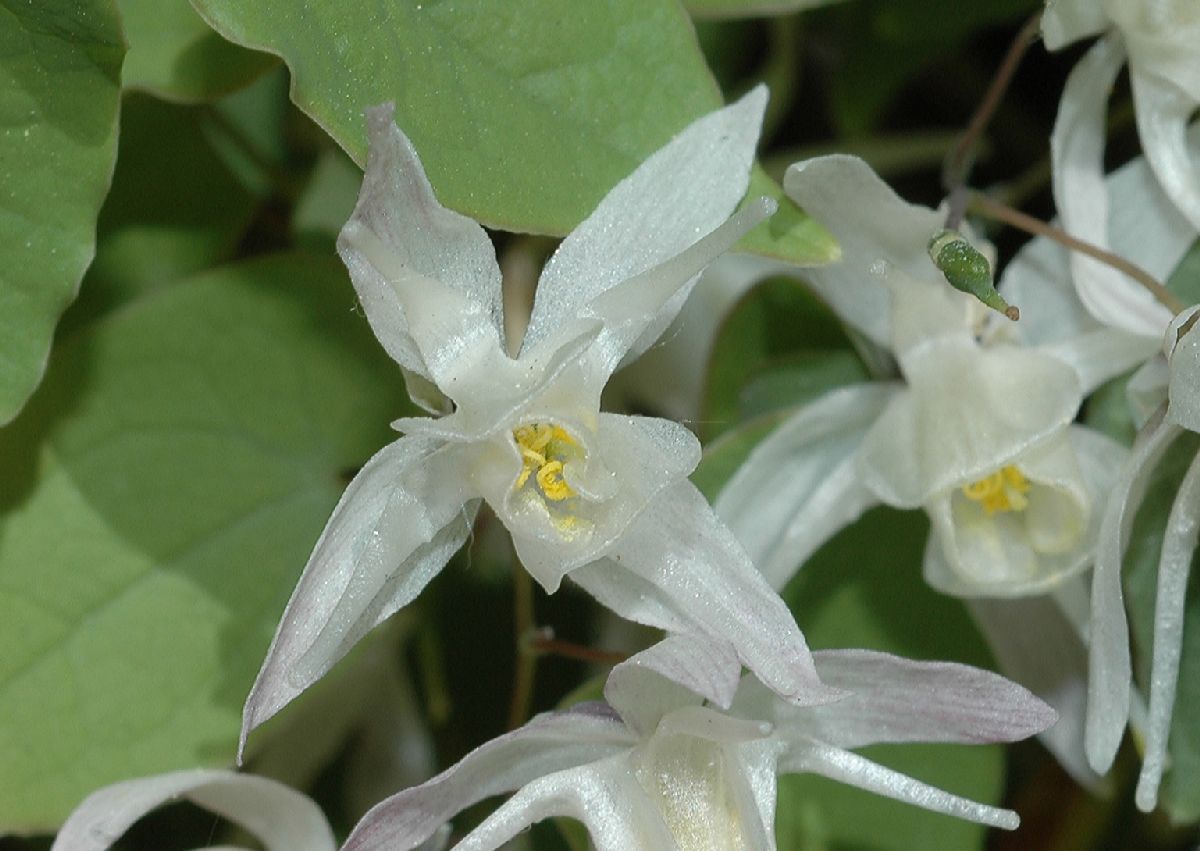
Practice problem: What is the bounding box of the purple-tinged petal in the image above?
[343,706,635,851]
[1088,412,1183,772]
[52,770,334,851]
[1137,449,1200,811]
[523,86,767,366]
[715,383,894,590]
[781,741,1020,830]
[241,436,476,758]
[571,482,842,707]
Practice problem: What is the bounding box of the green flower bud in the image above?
[928,229,1018,321]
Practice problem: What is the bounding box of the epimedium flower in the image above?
[51,769,336,851]
[341,636,1056,851]
[240,87,840,758]
[1042,0,1200,335]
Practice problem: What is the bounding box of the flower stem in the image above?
[529,636,629,666]
[967,191,1185,315]
[943,11,1043,230]
[506,554,538,730]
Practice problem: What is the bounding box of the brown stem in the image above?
[968,191,1185,315]
[530,637,629,666]
[506,560,538,730]
[943,12,1043,229]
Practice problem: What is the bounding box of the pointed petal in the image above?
[241,436,475,757]
[343,706,635,851]
[1052,37,1175,335]
[782,156,950,348]
[1088,414,1183,772]
[51,770,334,851]
[1131,80,1200,233]
[523,87,767,359]
[859,340,1081,508]
[1041,0,1110,49]
[1136,449,1200,811]
[337,104,506,392]
[571,482,842,706]
[715,383,893,589]
[781,741,1019,830]
[604,635,741,736]
[744,649,1055,749]
[968,593,1106,789]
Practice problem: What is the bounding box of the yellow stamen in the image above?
[961,465,1031,515]
[512,421,578,502]
[537,460,573,501]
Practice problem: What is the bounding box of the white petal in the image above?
[1116,6,1200,100]
[343,706,636,851]
[1087,413,1183,772]
[1168,310,1200,432]
[502,414,701,591]
[1041,0,1110,49]
[782,156,948,348]
[859,339,1081,508]
[571,483,842,706]
[967,594,1105,789]
[781,741,1019,830]
[1052,37,1175,335]
[522,87,767,360]
[241,436,476,756]
[604,635,741,736]
[52,770,334,851]
[715,383,894,590]
[337,106,506,392]
[748,649,1055,749]
[1136,448,1200,811]
[1132,83,1200,233]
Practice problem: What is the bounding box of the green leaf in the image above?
[701,276,866,440]
[777,507,1001,850]
[0,0,124,425]
[1166,237,1200,307]
[189,0,836,265]
[0,253,411,830]
[117,0,275,100]
[686,0,845,19]
[1123,432,1200,824]
[71,94,257,323]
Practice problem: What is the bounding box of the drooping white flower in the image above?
[1043,0,1200,334]
[241,87,839,757]
[342,636,1056,851]
[51,769,336,851]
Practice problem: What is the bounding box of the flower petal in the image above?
[781,741,1019,830]
[1087,413,1183,772]
[968,592,1105,789]
[522,86,767,362]
[1052,37,1175,336]
[604,635,741,736]
[51,769,335,851]
[1132,82,1200,233]
[715,383,894,590]
[782,155,950,348]
[1168,311,1200,432]
[571,482,842,707]
[343,706,636,851]
[1136,448,1200,811]
[1041,0,1110,50]
[241,436,477,757]
[859,340,1081,508]
[338,104,506,394]
[736,649,1054,750]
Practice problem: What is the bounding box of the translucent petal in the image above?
[337,105,506,392]
[571,483,842,707]
[523,87,767,360]
[241,436,477,756]
[1137,449,1200,811]
[52,770,334,851]
[343,706,635,851]
[715,383,894,589]
[781,742,1019,830]
[737,649,1054,750]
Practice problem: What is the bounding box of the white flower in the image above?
[717,155,1134,599]
[51,769,335,851]
[1042,0,1200,334]
[241,87,840,757]
[341,636,1055,851]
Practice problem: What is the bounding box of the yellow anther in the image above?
[512,421,579,502]
[961,465,1031,515]
[537,460,575,501]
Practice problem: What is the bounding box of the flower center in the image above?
[513,423,578,501]
[961,465,1030,515]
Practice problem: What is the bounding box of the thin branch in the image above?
[530,636,629,666]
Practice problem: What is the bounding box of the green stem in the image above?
[506,555,538,730]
